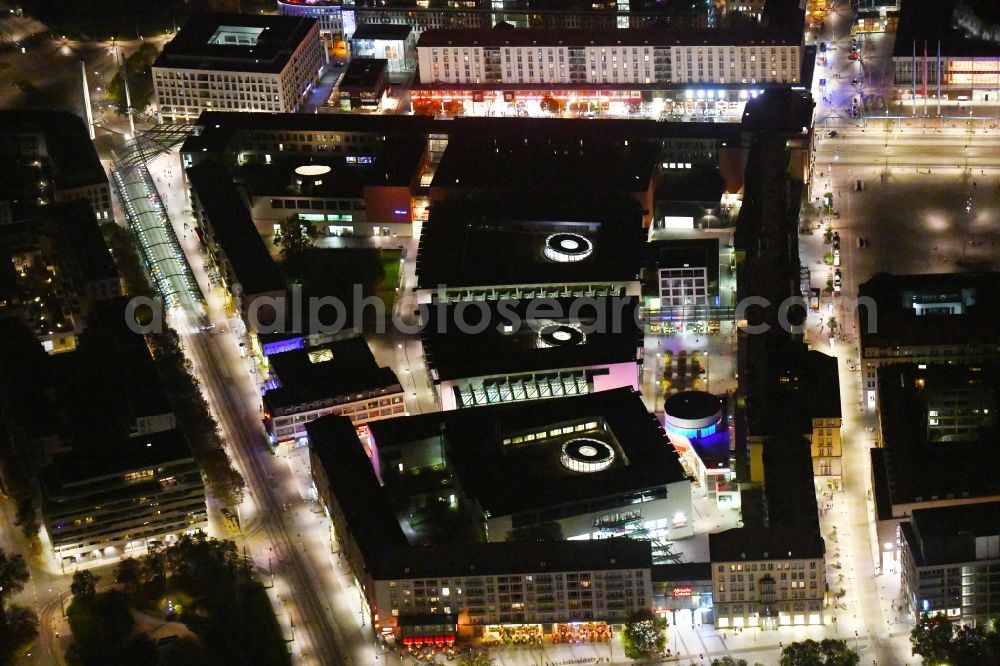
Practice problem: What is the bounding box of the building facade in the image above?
[900,503,1000,626]
[263,337,405,446]
[416,29,801,87]
[153,13,325,122]
[44,433,207,563]
[711,554,826,629]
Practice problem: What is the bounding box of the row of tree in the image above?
[101,222,245,507]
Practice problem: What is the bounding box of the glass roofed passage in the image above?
[111,138,205,323]
[456,370,591,408]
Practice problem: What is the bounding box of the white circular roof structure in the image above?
[544,233,593,262]
[536,322,587,348]
[294,164,332,176]
[561,438,615,474]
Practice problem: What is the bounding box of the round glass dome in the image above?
[560,438,615,473]
[544,233,593,262]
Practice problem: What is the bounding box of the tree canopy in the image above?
[911,613,1000,666]
[780,638,860,666]
[107,42,159,115]
[620,608,667,661]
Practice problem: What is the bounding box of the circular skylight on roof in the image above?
[537,322,587,348]
[544,233,593,262]
[294,164,332,176]
[561,438,615,473]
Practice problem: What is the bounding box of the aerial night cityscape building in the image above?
[3,0,1000,663]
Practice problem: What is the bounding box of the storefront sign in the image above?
[673,587,693,598]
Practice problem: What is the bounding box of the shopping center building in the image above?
[421,297,643,410]
[179,110,767,239]
[307,388,692,641]
[277,0,713,44]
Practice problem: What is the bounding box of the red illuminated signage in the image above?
[672,587,693,598]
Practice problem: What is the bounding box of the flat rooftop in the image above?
[180,110,743,157]
[308,407,656,581]
[44,428,194,489]
[237,136,425,198]
[430,129,661,196]
[876,363,1000,506]
[860,272,1000,352]
[154,12,317,74]
[186,159,286,298]
[351,23,412,41]
[368,387,688,519]
[416,198,645,290]
[0,109,107,191]
[902,501,1000,567]
[263,337,400,412]
[339,58,388,90]
[421,297,642,381]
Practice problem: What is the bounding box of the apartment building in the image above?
[263,336,404,447]
[0,110,112,223]
[415,28,801,87]
[900,502,1000,626]
[153,12,325,122]
[371,548,653,639]
[43,429,207,563]
[1,201,122,354]
[0,299,208,565]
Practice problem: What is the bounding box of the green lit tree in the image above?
[619,608,667,661]
[780,638,859,666]
[273,215,318,258]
